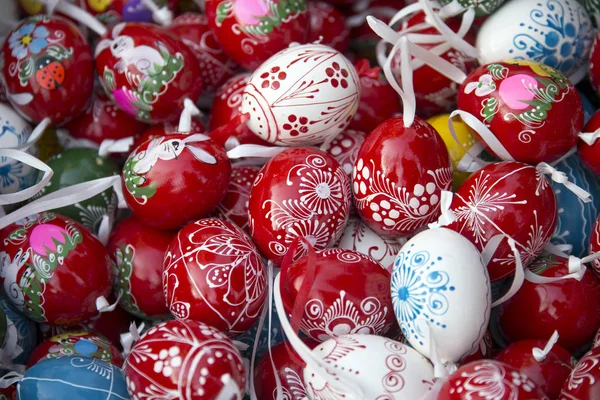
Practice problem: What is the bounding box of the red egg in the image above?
[438,360,549,400]
[497,254,600,353]
[560,346,600,399]
[27,331,124,368]
[281,248,396,342]
[0,212,112,325]
[307,1,350,52]
[448,162,557,281]
[2,16,94,125]
[349,59,401,134]
[495,339,573,399]
[578,109,600,176]
[321,129,365,175]
[65,97,148,145]
[122,133,231,230]
[125,319,246,399]
[132,118,207,148]
[460,330,493,365]
[163,218,266,335]
[248,147,351,265]
[212,164,261,235]
[457,60,583,164]
[205,0,309,70]
[589,34,600,96]
[95,22,203,124]
[254,339,318,400]
[590,214,600,276]
[107,216,175,319]
[352,116,452,238]
[168,13,237,93]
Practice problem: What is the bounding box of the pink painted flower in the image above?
[30,224,68,256]
[233,0,271,26]
[498,74,538,110]
[112,88,138,117]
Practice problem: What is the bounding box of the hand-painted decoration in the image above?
[560,345,600,398]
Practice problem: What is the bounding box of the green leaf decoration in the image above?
[123,157,157,202]
[486,63,507,81]
[45,45,73,61]
[103,67,116,94]
[481,97,498,124]
[113,244,147,318]
[245,0,307,35]
[18,57,35,86]
[216,1,233,25]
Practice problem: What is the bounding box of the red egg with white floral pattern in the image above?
[392,13,477,118]
[495,338,574,399]
[349,59,401,134]
[447,161,557,281]
[107,216,175,320]
[27,331,123,368]
[2,16,94,125]
[307,1,350,52]
[322,129,365,175]
[281,248,396,342]
[591,215,600,275]
[168,13,238,93]
[95,22,203,124]
[205,0,309,70]
[124,319,246,400]
[578,109,600,176]
[65,97,148,145]
[0,212,112,325]
[560,346,600,399]
[248,147,351,265]
[352,116,452,238]
[241,43,361,146]
[497,254,600,353]
[437,360,550,400]
[122,133,231,230]
[457,60,583,164]
[163,218,266,335]
[212,164,260,234]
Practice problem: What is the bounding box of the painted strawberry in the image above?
[35,56,65,91]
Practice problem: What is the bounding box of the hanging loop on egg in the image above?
[532,330,560,362]
[43,0,108,36]
[536,162,592,203]
[0,149,53,206]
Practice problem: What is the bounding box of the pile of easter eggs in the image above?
[2,0,600,398]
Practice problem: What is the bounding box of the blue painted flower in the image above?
[391,245,454,346]
[8,23,50,60]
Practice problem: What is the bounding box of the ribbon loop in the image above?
[178,99,201,134]
[491,237,525,307]
[96,291,122,313]
[0,149,54,206]
[537,162,592,203]
[0,370,23,389]
[120,322,145,357]
[98,137,134,157]
[226,144,288,160]
[140,0,173,25]
[45,0,107,36]
[579,130,600,146]
[428,190,457,228]
[532,330,559,362]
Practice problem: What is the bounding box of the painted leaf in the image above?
[18,57,35,86]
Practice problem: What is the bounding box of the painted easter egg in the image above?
[352,116,453,238]
[321,129,365,176]
[476,0,593,80]
[0,297,38,365]
[281,248,396,342]
[549,153,600,258]
[248,147,351,265]
[32,148,120,236]
[437,360,550,400]
[447,161,557,281]
[124,319,246,399]
[307,1,350,52]
[590,34,600,96]
[95,22,203,124]
[122,133,231,230]
[0,103,39,197]
[168,13,238,93]
[497,253,600,353]
[304,335,436,399]
[560,345,600,398]
[107,216,175,319]
[392,228,491,364]
[349,59,401,134]
[163,218,267,334]
[212,164,261,235]
[495,338,574,399]
[0,212,112,325]
[241,43,360,146]
[2,16,94,125]
[457,60,583,164]
[132,117,206,149]
[27,331,123,368]
[17,356,129,399]
[438,0,505,17]
[579,109,600,176]
[205,0,309,70]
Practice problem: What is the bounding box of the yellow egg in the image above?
[19,0,44,15]
[427,114,478,189]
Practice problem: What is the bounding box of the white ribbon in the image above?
[0,175,126,230]
[544,242,573,258]
[490,237,525,307]
[428,190,457,228]
[224,137,241,152]
[449,109,515,162]
[56,129,99,150]
[6,117,50,153]
[536,162,592,202]
[45,0,107,36]
[214,374,242,400]
[0,371,23,389]
[418,321,453,400]
[120,322,145,358]
[532,330,559,362]
[456,142,489,173]
[227,145,289,160]
[0,349,25,375]
[140,0,173,26]
[96,215,112,246]
[96,291,122,313]
[178,99,200,134]
[98,137,134,157]
[0,149,53,206]
[524,251,600,284]
[579,131,600,146]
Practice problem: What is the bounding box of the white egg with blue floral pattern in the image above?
[391,227,491,364]
[476,0,593,81]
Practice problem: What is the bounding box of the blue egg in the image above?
[0,297,37,365]
[550,153,600,257]
[578,88,597,123]
[17,356,129,400]
[74,339,99,357]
